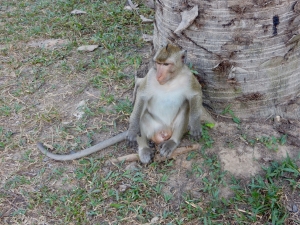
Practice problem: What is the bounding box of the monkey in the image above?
[126,43,204,164]
[37,43,212,162]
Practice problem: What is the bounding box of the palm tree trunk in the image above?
[153,0,300,119]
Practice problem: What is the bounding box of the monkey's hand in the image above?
[159,140,178,158]
[189,125,202,140]
[126,127,140,147]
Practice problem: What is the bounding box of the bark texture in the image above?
[153,0,300,119]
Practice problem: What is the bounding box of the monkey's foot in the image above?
[190,126,202,140]
[139,147,154,164]
[127,139,138,149]
[159,140,178,158]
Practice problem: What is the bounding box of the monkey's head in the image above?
[153,44,186,85]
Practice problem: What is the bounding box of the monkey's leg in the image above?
[137,111,159,164]
[160,104,189,158]
[137,132,154,164]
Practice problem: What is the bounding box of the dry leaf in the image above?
[144,216,160,225]
[291,15,300,28]
[125,162,140,171]
[77,45,99,52]
[118,184,131,192]
[228,66,248,79]
[142,34,153,42]
[65,135,75,140]
[262,157,272,162]
[124,6,133,11]
[125,0,138,10]
[140,15,153,23]
[286,34,300,45]
[73,100,86,119]
[43,143,54,150]
[174,5,198,34]
[0,45,7,51]
[145,0,155,9]
[71,9,87,15]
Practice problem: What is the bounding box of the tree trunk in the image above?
[153,0,300,119]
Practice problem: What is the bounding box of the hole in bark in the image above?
[227,78,237,84]
[229,5,251,14]
[262,24,270,33]
[222,19,236,28]
[229,51,238,59]
[273,15,280,36]
[212,60,233,76]
[233,35,253,45]
[284,46,296,61]
[194,18,204,29]
[236,92,264,102]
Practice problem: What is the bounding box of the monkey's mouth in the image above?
[157,79,167,85]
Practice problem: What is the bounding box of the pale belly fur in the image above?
[145,89,187,143]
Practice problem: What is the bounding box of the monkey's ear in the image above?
[180,50,187,63]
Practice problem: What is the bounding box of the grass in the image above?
[230,155,299,223]
[1,0,299,224]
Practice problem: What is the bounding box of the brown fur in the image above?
[154,44,181,63]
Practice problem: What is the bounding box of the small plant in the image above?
[188,63,199,75]
[114,98,132,114]
[222,105,241,124]
[257,136,279,151]
[201,123,215,148]
[163,193,173,203]
[0,127,13,149]
[263,154,300,188]
[0,105,12,116]
[4,175,31,189]
[244,134,287,151]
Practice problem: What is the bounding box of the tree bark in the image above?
[153,0,300,119]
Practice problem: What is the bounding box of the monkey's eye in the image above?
[163,63,169,66]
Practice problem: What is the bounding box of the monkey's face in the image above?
[155,62,174,85]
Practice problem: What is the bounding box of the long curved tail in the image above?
[37,131,127,161]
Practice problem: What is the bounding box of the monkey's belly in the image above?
[151,128,172,144]
[149,93,186,126]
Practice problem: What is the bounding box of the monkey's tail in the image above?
[37,131,127,161]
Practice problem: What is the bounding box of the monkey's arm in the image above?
[188,94,202,138]
[188,76,203,138]
[37,131,127,161]
[128,73,148,143]
[127,95,145,143]
[132,77,145,105]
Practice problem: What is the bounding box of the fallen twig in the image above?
[109,153,139,164]
[237,208,262,219]
[108,144,200,164]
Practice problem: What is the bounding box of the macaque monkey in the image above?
[37,44,209,162]
[127,43,203,163]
